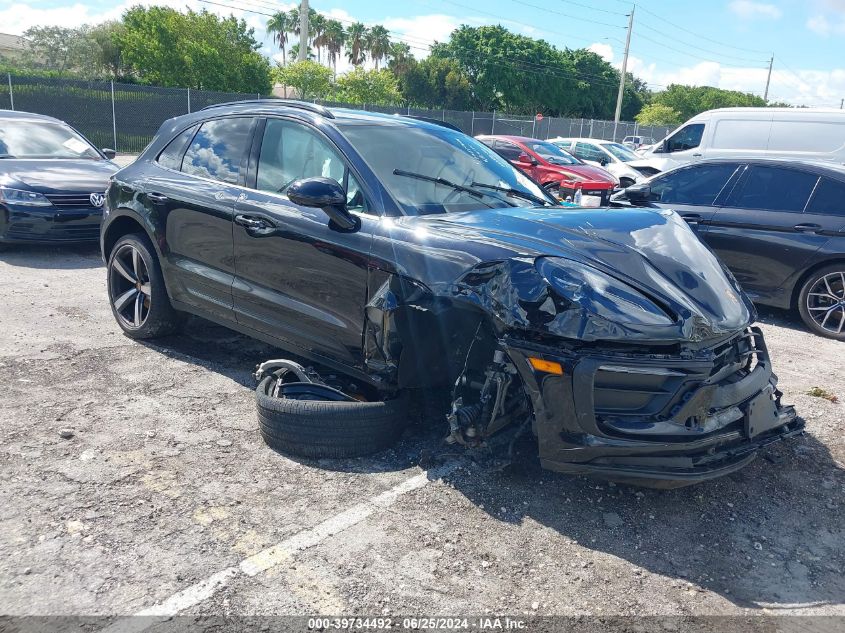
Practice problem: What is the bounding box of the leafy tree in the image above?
[266,11,294,66]
[288,44,315,62]
[118,7,271,93]
[387,41,413,75]
[334,67,400,105]
[87,21,126,78]
[275,60,332,100]
[322,20,346,76]
[366,25,391,70]
[635,103,683,126]
[652,84,766,120]
[400,57,472,110]
[22,26,77,72]
[346,23,368,66]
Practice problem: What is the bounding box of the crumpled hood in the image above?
[416,205,755,342]
[0,159,118,193]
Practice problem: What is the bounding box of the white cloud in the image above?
[728,1,783,19]
[806,13,845,35]
[587,42,613,63]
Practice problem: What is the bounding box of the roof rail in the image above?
[200,99,335,119]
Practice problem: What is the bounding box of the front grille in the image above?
[590,329,763,438]
[44,193,100,208]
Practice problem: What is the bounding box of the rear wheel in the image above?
[798,264,845,340]
[107,233,182,339]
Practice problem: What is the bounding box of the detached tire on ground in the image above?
[256,377,410,458]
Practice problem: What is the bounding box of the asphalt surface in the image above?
[0,243,843,623]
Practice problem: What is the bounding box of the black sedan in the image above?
[101,101,800,487]
[615,159,845,340]
[0,110,119,248]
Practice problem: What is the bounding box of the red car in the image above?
[477,134,618,202]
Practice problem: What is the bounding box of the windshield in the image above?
[525,140,581,166]
[0,120,101,159]
[338,122,552,214]
[601,142,639,162]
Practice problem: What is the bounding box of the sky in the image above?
[1,0,844,107]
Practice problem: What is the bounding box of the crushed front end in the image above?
[505,326,802,487]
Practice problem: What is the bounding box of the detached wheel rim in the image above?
[109,244,151,329]
[806,271,845,334]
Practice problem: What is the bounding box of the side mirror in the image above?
[624,183,651,204]
[287,177,357,230]
[518,152,537,165]
[101,148,117,159]
[599,156,609,166]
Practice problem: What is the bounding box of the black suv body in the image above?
[101,101,801,487]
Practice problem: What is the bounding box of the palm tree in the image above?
[387,41,412,68]
[288,43,315,61]
[322,19,345,76]
[310,12,326,65]
[266,11,292,66]
[345,22,368,67]
[366,25,391,70]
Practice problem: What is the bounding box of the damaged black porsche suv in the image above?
[101,100,802,487]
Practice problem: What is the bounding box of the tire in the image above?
[256,378,409,458]
[106,232,183,339]
[797,264,845,340]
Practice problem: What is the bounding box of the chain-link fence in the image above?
[1,73,675,154]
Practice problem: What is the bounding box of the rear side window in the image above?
[157,124,198,171]
[728,166,819,213]
[807,178,845,216]
[648,163,739,206]
[182,118,254,184]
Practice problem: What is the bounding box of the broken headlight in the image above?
[536,256,674,326]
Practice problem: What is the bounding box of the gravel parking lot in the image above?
[1,244,843,622]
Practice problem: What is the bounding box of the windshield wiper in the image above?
[470,182,552,206]
[392,169,498,206]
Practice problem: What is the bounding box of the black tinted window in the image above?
[494,140,522,161]
[182,118,254,184]
[648,163,739,206]
[666,124,704,152]
[157,124,198,171]
[729,166,818,213]
[807,178,845,216]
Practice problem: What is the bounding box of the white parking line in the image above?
[100,462,458,632]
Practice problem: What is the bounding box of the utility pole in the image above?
[298,0,309,62]
[840,98,843,110]
[764,55,773,101]
[613,5,634,143]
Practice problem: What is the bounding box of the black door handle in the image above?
[793,223,822,233]
[235,214,273,232]
[147,192,168,204]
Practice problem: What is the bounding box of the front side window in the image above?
[0,120,101,159]
[806,177,845,216]
[665,124,705,153]
[572,142,605,163]
[727,166,819,213]
[648,163,740,206]
[182,117,254,184]
[493,140,523,161]
[339,122,551,215]
[256,119,366,212]
[157,124,199,171]
[525,140,580,165]
[600,142,639,162]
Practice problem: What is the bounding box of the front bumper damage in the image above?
[506,326,802,487]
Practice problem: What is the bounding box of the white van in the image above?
[642,107,845,171]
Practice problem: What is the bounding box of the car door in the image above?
[705,164,826,299]
[650,123,706,168]
[232,117,374,366]
[644,162,743,235]
[144,116,256,318]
